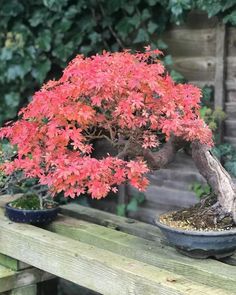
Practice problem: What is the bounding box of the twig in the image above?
[99,3,125,49]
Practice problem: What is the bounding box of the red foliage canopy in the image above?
[0,49,213,199]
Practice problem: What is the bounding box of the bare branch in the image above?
[99,4,125,49]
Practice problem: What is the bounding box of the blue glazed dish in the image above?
[5,202,60,225]
[155,216,236,258]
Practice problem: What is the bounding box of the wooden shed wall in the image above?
[161,11,236,146]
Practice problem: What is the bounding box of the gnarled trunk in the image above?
[192,141,236,223]
[121,136,236,223]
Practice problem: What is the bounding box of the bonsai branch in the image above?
[142,137,185,170]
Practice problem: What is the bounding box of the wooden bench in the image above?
[0,195,236,295]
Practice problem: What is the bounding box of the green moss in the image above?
[10,194,41,210]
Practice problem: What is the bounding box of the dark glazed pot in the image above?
[155,216,236,259]
[5,203,60,225]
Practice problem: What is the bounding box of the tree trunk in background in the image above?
[192,141,236,222]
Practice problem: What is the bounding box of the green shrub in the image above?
[2,0,236,125]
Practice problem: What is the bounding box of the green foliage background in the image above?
[1,0,236,125]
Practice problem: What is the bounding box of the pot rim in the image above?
[5,202,59,213]
[155,215,236,236]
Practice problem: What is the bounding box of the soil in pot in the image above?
[160,195,235,231]
[6,194,59,224]
[157,195,236,259]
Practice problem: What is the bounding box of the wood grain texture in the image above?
[0,215,230,295]
[0,265,53,293]
[172,57,215,81]
[10,285,37,295]
[162,29,216,57]
[0,254,29,271]
[47,214,236,293]
[226,57,236,82]
[225,120,236,137]
[61,203,162,242]
[214,24,226,142]
[227,27,236,57]
[225,102,236,119]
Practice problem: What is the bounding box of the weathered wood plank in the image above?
[60,204,236,277]
[0,215,231,295]
[190,81,214,87]
[47,214,236,293]
[162,29,216,57]
[172,57,215,81]
[0,264,53,293]
[0,254,29,271]
[61,203,163,242]
[225,119,236,137]
[225,102,236,119]
[227,90,236,103]
[226,81,236,92]
[227,27,236,57]
[214,23,226,109]
[214,24,226,142]
[226,57,236,81]
[10,285,37,295]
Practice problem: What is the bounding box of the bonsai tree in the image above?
[0,48,235,225]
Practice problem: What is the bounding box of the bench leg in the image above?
[10,285,37,295]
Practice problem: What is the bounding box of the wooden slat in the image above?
[61,203,162,242]
[214,23,226,142]
[0,216,230,295]
[0,265,53,293]
[61,204,236,272]
[163,29,216,57]
[225,119,236,137]
[226,56,236,84]
[47,214,236,293]
[168,11,218,30]
[227,57,236,81]
[225,102,236,119]
[227,27,236,57]
[214,23,226,110]
[190,81,214,87]
[227,90,236,103]
[172,57,215,81]
[0,254,29,271]
[214,24,226,112]
[226,81,236,91]
[10,285,37,295]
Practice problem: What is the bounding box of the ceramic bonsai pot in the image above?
[155,216,236,259]
[5,202,60,225]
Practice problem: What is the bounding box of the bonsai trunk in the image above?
[131,139,236,223]
[192,141,236,223]
[120,136,236,224]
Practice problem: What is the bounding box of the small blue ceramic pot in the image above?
[155,216,236,259]
[5,203,60,225]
